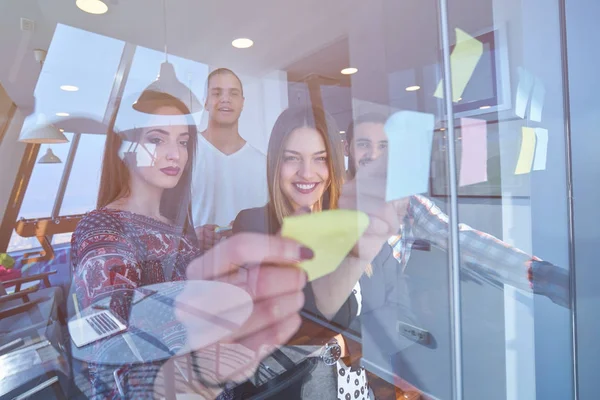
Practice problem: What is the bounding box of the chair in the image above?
[0,270,73,399]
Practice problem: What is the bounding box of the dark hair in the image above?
[205,68,244,97]
[98,92,198,238]
[267,105,345,224]
[345,113,389,179]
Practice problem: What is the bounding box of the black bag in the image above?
[231,349,318,400]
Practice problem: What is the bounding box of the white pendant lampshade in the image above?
[132,62,202,115]
[19,114,69,144]
[38,148,62,164]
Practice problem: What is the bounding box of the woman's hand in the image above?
[339,154,402,264]
[175,233,313,393]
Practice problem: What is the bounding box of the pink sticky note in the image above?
[459,118,488,186]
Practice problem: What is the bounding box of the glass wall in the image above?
[0,0,582,399]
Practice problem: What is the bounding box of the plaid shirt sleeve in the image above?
[406,195,533,292]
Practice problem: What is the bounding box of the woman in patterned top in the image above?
[70,93,313,399]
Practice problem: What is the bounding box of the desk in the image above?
[70,280,253,398]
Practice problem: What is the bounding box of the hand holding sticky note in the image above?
[281,210,370,281]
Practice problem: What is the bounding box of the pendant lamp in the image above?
[132,0,201,114]
[38,148,62,164]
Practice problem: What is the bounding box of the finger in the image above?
[228,290,304,344]
[222,264,307,301]
[221,230,233,239]
[187,233,314,281]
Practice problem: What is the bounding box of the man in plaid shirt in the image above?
[345,114,569,308]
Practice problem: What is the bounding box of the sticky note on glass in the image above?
[533,128,549,171]
[384,111,435,201]
[459,118,487,186]
[434,28,484,102]
[118,141,156,167]
[515,67,534,119]
[530,78,546,123]
[515,127,537,175]
[281,210,369,281]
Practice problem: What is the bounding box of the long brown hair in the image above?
[266,105,345,225]
[97,92,198,237]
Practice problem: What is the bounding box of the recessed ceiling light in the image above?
[76,0,108,15]
[56,112,70,117]
[479,105,491,110]
[59,128,65,132]
[405,85,421,92]
[232,38,254,49]
[440,128,446,131]
[341,67,358,75]
[339,130,346,134]
[60,85,79,92]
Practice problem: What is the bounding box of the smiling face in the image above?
[129,106,191,190]
[204,72,244,126]
[279,126,330,211]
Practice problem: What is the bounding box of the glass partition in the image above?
[0,0,580,399]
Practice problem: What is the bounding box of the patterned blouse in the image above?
[71,208,202,399]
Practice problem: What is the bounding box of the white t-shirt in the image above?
[191,134,269,227]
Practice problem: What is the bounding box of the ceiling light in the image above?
[405,85,421,92]
[38,148,62,164]
[440,128,446,131]
[60,85,79,92]
[133,62,202,114]
[56,112,70,117]
[59,129,65,132]
[479,105,491,110]
[133,0,201,115]
[76,0,108,15]
[341,67,358,75]
[232,38,254,49]
[339,130,346,134]
[457,97,463,101]
[19,115,69,144]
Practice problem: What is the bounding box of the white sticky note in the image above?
[118,141,156,167]
[530,78,546,123]
[136,143,156,167]
[384,111,435,201]
[515,68,534,119]
[515,127,536,175]
[533,128,549,171]
[459,118,488,186]
[434,28,484,102]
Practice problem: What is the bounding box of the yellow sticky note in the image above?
[515,127,537,175]
[281,210,370,281]
[434,28,484,102]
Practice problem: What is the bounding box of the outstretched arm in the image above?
[403,195,568,307]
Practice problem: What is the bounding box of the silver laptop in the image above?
[69,288,154,348]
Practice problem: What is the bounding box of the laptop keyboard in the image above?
[86,312,120,335]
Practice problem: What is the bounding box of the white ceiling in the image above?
[0,0,492,111]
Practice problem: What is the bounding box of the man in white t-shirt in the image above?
[192,68,268,250]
